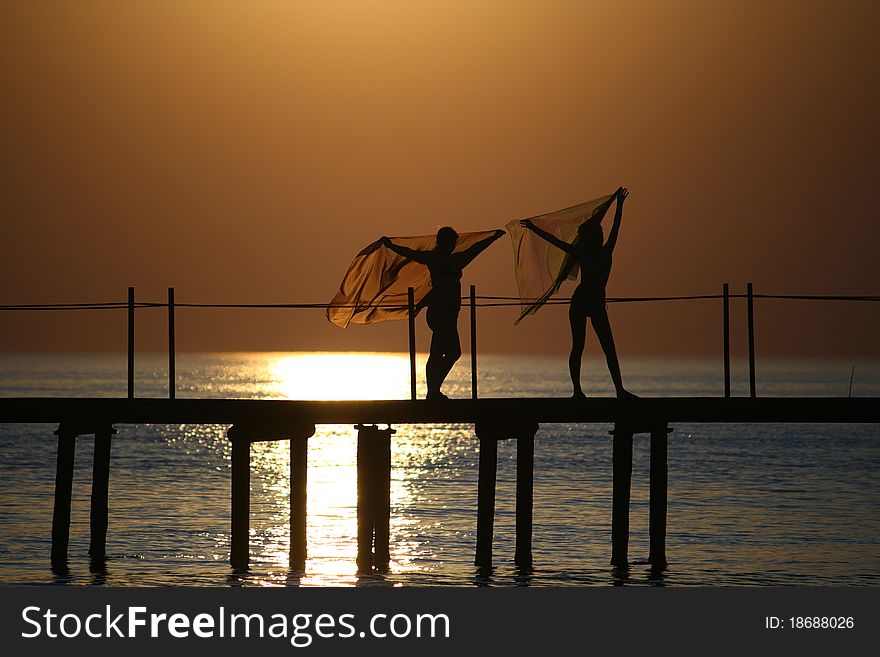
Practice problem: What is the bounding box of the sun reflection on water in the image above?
[249,423,458,587]
[242,352,456,586]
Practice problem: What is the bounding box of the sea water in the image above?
[0,352,878,587]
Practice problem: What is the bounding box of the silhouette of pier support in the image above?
[611,420,671,569]
[229,435,249,571]
[290,435,309,572]
[89,425,116,561]
[611,424,633,568]
[474,420,539,569]
[474,426,497,568]
[51,426,76,565]
[356,424,394,571]
[51,422,116,566]
[649,424,671,567]
[515,424,538,569]
[227,422,316,571]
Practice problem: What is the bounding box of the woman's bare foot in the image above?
[616,389,639,400]
[571,390,587,400]
[426,390,449,400]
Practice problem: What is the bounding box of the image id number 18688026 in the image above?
[765,617,854,630]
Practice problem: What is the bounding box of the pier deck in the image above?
[1,396,878,426]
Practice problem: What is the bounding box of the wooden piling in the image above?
[470,284,478,400]
[230,436,250,570]
[88,425,115,560]
[611,425,633,568]
[127,287,135,399]
[51,427,76,565]
[167,287,175,400]
[356,425,394,570]
[515,424,537,569]
[474,430,498,568]
[374,428,392,569]
[407,287,417,400]
[289,436,308,571]
[722,283,730,398]
[747,282,756,398]
[648,424,669,567]
[356,429,373,570]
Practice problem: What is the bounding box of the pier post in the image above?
[648,424,670,567]
[407,287,417,401]
[167,287,175,399]
[474,424,499,568]
[356,429,372,570]
[230,436,250,570]
[356,424,394,571]
[747,282,756,398]
[611,424,633,568]
[289,435,309,571]
[515,423,538,569]
[127,286,135,398]
[374,427,392,569]
[51,426,77,565]
[723,282,730,398]
[470,284,478,399]
[89,425,116,560]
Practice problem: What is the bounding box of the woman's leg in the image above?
[435,325,461,389]
[426,321,460,398]
[568,305,588,397]
[591,311,635,398]
[426,329,444,396]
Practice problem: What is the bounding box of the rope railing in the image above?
[3,293,878,312]
[4,292,880,312]
[0,303,134,311]
[752,294,880,301]
[1,284,877,401]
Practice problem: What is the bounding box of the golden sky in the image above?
[1,0,878,355]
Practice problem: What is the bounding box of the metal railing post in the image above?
[168,287,176,399]
[723,282,730,398]
[747,282,756,398]
[407,287,416,401]
[127,287,135,399]
[470,284,478,400]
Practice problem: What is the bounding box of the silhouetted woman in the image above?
[520,187,636,399]
[381,227,504,400]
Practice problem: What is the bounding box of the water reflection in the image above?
[513,565,534,586]
[226,570,249,587]
[647,564,667,587]
[89,557,108,586]
[245,421,435,587]
[355,571,398,588]
[50,561,71,584]
[473,566,495,587]
[611,563,630,586]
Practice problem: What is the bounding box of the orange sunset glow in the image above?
[1,0,878,356]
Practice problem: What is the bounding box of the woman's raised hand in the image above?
[519,219,535,230]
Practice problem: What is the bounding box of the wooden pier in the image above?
[1,396,878,573]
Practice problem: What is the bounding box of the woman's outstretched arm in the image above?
[381,237,430,264]
[519,220,574,254]
[604,187,628,253]
[456,229,506,267]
